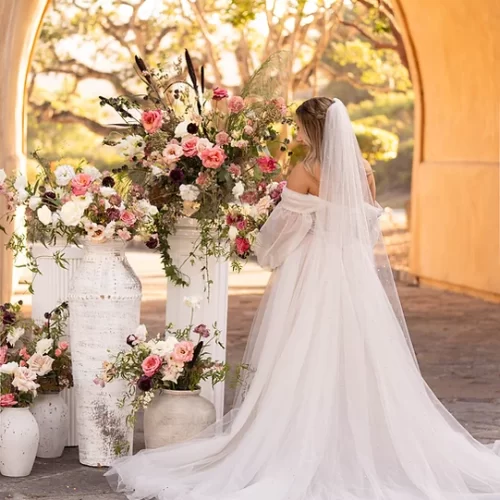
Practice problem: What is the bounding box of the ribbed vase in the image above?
[68,240,140,467]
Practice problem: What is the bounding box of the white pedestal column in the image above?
[166,219,228,420]
[31,242,84,447]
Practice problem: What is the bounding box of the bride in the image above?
[107,98,500,500]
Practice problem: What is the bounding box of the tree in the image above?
[29,0,411,137]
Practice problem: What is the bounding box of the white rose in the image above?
[36,338,54,355]
[183,295,202,310]
[116,135,145,158]
[179,184,200,202]
[37,205,52,225]
[27,353,54,376]
[135,324,148,342]
[82,165,101,180]
[0,169,6,184]
[100,187,116,198]
[146,338,178,357]
[228,225,239,241]
[12,367,39,393]
[136,199,158,217]
[54,165,76,186]
[196,138,213,153]
[0,361,19,375]
[232,181,245,199]
[28,196,42,210]
[6,327,24,346]
[60,201,85,226]
[14,175,27,192]
[74,194,93,210]
[17,189,29,203]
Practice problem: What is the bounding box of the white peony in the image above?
[37,205,52,225]
[151,166,163,177]
[179,184,200,202]
[183,295,202,310]
[0,361,19,375]
[135,324,148,343]
[28,196,42,210]
[136,199,158,217]
[6,327,24,346]
[161,365,181,383]
[147,336,178,357]
[60,201,85,226]
[27,353,54,376]
[0,169,6,185]
[82,165,101,180]
[100,187,116,198]
[36,338,54,355]
[174,121,190,138]
[54,164,76,186]
[14,175,27,192]
[74,194,93,210]
[17,189,29,203]
[12,367,39,393]
[116,135,145,158]
[228,225,239,241]
[232,181,245,199]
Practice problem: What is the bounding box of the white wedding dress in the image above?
[107,100,500,500]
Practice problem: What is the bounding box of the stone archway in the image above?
[1,0,499,302]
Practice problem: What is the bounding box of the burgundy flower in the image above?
[137,375,152,392]
[187,123,199,134]
[193,324,210,338]
[42,192,58,212]
[169,168,185,184]
[126,334,138,347]
[102,176,115,188]
[106,207,121,221]
[2,311,15,325]
[109,194,122,207]
[146,235,159,249]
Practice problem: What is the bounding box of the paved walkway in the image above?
[2,253,500,499]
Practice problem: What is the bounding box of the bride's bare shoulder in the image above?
[286,163,317,194]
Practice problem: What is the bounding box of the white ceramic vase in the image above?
[31,241,83,447]
[166,218,228,419]
[0,407,39,477]
[30,392,68,458]
[68,240,140,467]
[144,389,216,449]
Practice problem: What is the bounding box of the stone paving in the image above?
[2,253,500,499]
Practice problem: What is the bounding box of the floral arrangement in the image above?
[94,296,228,424]
[0,302,72,407]
[0,156,158,290]
[101,51,291,284]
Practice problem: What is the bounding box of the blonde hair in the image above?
[295,97,333,177]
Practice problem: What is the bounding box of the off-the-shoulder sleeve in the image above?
[253,189,324,270]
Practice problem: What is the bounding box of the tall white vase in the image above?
[68,240,140,467]
[31,241,83,447]
[166,218,228,420]
[0,407,39,477]
[31,392,69,458]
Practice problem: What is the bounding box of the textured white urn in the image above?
[31,392,68,458]
[31,241,83,447]
[0,407,39,477]
[68,240,140,467]
[144,389,216,449]
[166,219,228,420]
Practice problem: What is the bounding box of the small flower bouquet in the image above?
[101,51,291,284]
[0,302,73,405]
[0,156,158,289]
[95,318,228,425]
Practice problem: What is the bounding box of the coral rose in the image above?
[212,87,229,101]
[200,146,226,169]
[141,110,163,134]
[228,96,245,114]
[0,394,17,407]
[59,341,69,351]
[172,341,195,363]
[256,156,278,173]
[141,355,162,377]
[71,173,93,196]
[181,135,199,157]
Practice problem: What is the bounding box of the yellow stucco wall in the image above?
[395,0,500,301]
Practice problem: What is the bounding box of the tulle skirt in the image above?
[106,235,500,499]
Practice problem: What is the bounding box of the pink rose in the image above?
[117,228,132,241]
[200,146,226,169]
[195,172,210,187]
[181,135,199,157]
[71,173,93,196]
[0,394,17,407]
[228,96,245,114]
[271,97,287,116]
[235,236,251,256]
[141,354,162,377]
[196,138,213,154]
[212,87,229,101]
[172,341,195,363]
[0,345,7,365]
[256,156,278,174]
[236,219,247,231]
[234,139,248,149]
[59,341,69,351]
[243,125,253,135]
[141,110,163,134]
[20,360,26,367]
[19,347,30,361]
[215,131,230,146]
[55,349,62,357]
[163,143,184,165]
[240,191,258,205]
[227,163,241,177]
[120,210,137,227]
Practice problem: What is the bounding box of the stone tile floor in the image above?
[2,253,500,499]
